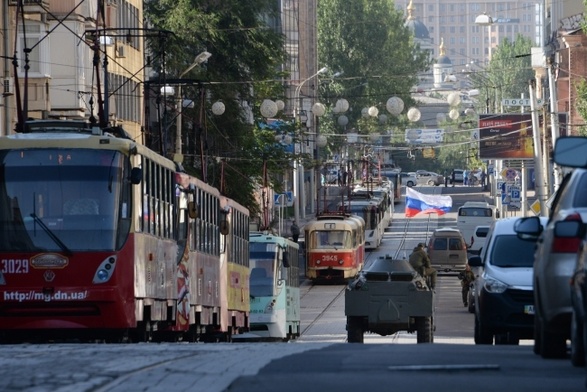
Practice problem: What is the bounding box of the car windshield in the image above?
[489,235,537,267]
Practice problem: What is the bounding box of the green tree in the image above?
[317,0,431,140]
[144,0,291,217]
[468,35,534,114]
[575,0,587,136]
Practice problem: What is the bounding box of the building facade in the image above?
[1,0,144,139]
[398,0,542,68]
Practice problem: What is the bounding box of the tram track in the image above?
[299,284,347,338]
[298,186,454,343]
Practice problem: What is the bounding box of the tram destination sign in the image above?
[501,98,543,107]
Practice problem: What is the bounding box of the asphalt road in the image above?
[0,185,584,392]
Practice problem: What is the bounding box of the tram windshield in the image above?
[0,149,130,252]
[347,205,378,230]
[249,242,278,297]
[311,230,351,248]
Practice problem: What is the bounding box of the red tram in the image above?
[304,213,366,281]
[0,120,249,342]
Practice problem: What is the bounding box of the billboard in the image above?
[405,128,445,144]
[478,114,533,159]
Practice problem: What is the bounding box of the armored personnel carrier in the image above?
[344,256,434,343]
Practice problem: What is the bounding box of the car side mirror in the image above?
[468,255,482,267]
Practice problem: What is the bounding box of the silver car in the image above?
[399,172,417,187]
[515,136,587,359]
[416,171,444,186]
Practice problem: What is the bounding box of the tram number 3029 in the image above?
[1,259,29,274]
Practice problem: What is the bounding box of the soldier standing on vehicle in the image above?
[409,243,437,290]
[458,264,475,307]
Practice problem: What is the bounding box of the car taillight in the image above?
[552,213,583,253]
[552,237,582,253]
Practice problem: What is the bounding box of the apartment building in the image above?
[398,0,542,68]
[1,0,143,140]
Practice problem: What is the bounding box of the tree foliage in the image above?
[575,0,587,136]
[317,0,431,136]
[468,35,534,114]
[144,0,291,217]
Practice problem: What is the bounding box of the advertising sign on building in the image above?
[405,128,445,144]
[478,113,569,160]
[478,114,534,159]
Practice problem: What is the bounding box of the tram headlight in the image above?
[95,269,110,282]
[93,255,117,284]
[338,259,344,265]
[315,259,321,265]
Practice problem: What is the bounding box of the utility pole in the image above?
[530,80,547,216]
[547,57,561,192]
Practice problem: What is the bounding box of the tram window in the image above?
[250,267,273,297]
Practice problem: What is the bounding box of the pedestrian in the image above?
[342,170,348,186]
[451,170,456,187]
[408,243,437,290]
[481,171,487,189]
[290,221,300,243]
[463,169,468,186]
[468,171,474,186]
[458,264,476,307]
[444,171,449,187]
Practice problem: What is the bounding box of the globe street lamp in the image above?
[175,51,212,159]
[475,13,494,63]
[292,66,328,223]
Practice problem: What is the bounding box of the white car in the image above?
[399,172,417,187]
[469,217,548,345]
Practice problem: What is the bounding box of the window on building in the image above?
[17,23,47,76]
[117,0,140,49]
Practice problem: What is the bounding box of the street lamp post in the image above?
[175,51,211,160]
[475,13,493,64]
[293,66,328,223]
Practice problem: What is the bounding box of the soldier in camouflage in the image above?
[409,243,437,289]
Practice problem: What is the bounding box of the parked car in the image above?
[469,217,548,345]
[451,169,464,184]
[514,136,587,359]
[469,225,490,255]
[399,172,417,187]
[324,169,340,184]
[416,171,444,186]
[569,220,587,366]
[427,228,468,273]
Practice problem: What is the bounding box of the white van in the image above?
[457,202,497,248]
[469,225,490,255]
[468,216,547,344]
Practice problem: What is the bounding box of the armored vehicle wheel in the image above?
[474,317,493,344]
[416,317,433,343]
[347,316,364,343]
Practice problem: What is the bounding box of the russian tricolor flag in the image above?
[405,187,453,218]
